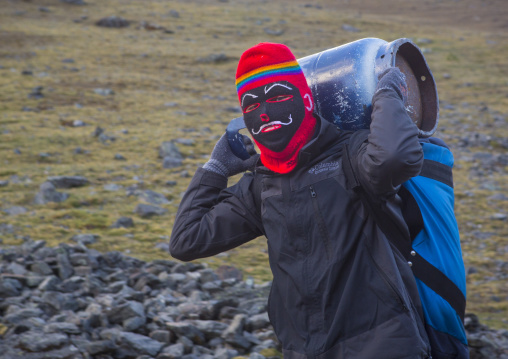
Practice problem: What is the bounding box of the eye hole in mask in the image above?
[243,94,293,113]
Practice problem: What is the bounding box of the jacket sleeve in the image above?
[169,168,264,262]
[354,87,423,196]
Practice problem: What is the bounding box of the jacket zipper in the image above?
[309,185,331,259]
[370,251,410,312]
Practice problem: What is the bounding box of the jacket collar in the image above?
[298,114,344,167]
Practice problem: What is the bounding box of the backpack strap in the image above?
[343,134,466,322]
[420,159,453,188]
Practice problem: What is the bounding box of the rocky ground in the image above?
[0,0,507,347]
[0,240,507,359]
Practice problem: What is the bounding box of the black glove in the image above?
[375,67,408,104]
[202,133,259,177]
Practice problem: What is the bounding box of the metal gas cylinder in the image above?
[298,37,439,137]
[227,38,439,160]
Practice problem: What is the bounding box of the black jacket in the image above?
[170,89,431,358]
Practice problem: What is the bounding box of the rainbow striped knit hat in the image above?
[235,43,311,102]
[235,43,316,174]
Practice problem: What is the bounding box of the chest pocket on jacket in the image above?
[299,172,355,264]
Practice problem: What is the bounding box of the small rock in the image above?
[94,88,115,96]
[18,331,69,352]
[168,10,180,18]
[134,204,168,218]
[491,213,507,221]
[34,182,69,204]
[45,322,80,334]
[160,342,185,358]
[159,141,183,159]
[30,261,53,276]
[140,190,171,205]
[263,28,285,36]
[47,176,89,188]
[103,183,123,191]
[174,138,195,146]
[197,53,230,64]
[111,216,134,228]
[28,86,44,99]
[95,16,130,28]
[341,24,360,32]
[92,126,104,137]
[163,156,183,169]
[61,0,86,4]
[3,206,28,216]
[150,330,172,344]
[70,233,99,245]
[416,38,433,44]
[86,340,116,355]
[119,332,163,357]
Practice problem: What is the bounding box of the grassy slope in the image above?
[0,0,506,328]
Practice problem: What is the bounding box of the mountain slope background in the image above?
[0,0,507,329]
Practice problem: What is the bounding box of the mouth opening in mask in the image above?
[251,114,293,135]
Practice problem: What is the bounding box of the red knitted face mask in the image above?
[236,43,316,174]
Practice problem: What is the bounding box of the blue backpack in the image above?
[343,131,469,359]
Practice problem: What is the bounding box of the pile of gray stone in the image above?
[0,240,277,359]
[0,240,506,359]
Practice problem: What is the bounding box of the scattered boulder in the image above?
[60,0,87,4]
[159,141,184,169]
[60,119,87,127]
[47,176,89,188]
[70,233,99,245]
[134,204,168,218]
[2,206,28,216]
[28,86,44,99]
[163,156,183,169]
[168,10,180,18]
[34,182,69,204]
[341,24,361,32]
[94,88,115,96]
[263,27,285,36]
[159,141,183,159]
[139,190,171,205]
[196,53,231,64]
[111,217,134,229]
[174,138,196,146]
[95,16,130,28]
[103,183,123,191]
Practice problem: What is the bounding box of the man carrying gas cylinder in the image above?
[170,42,432,358]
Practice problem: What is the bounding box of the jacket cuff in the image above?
[197,167,228,188]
